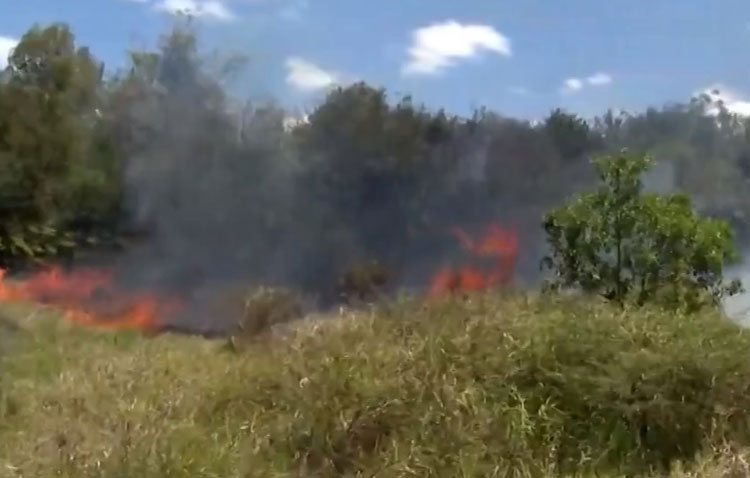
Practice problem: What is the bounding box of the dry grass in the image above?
[2,293,750,476]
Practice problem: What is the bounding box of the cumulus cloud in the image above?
[0,36,18,69]
[154,0,235,21]
[402,20,511,76]
[561,72,613,93]
[587,72,612,86]
[285,57,339,91]
[562,77,584,93]
[699,84,750,116]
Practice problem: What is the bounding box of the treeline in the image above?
[1,21,749,300]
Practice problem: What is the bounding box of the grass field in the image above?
[3,293,750,477]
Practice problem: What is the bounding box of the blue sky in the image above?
[1,0,749,119]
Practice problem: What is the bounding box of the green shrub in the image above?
[542,150,742,311]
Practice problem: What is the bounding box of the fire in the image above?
[0,225,519,330]
[427,222,519,299]
[0,266,180,332]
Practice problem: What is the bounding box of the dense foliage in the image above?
[542,151,742,311]
[0,25,119,267]
[1,21,750,297]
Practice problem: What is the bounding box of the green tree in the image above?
[484,116,562,202]
[542,108,599,162]
[0,23,118,267]
[541,150,742,311]
[291,83,461,291]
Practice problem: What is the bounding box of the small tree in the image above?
[541,150,742,311]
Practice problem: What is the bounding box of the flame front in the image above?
[428,222,519,299]
[0,266,179,332]
[0,225,518,331]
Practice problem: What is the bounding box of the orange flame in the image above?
[427,222,519,299]
[0,266,180,332]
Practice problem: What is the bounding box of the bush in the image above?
[542,150,742,311]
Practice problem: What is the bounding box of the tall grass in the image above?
[2,293,750,476]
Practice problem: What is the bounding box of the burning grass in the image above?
[0,220,519,341]
[0,267,181,333]
[3,293,750,476]
[428,222,519,300]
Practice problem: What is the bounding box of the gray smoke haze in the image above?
[102,68,567,333]
[641,157,750,325]
[83,28,747,334]
[107,68,304,330]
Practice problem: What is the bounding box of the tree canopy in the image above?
[542,151,742,311]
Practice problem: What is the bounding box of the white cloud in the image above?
[285,57,339,91]
[561,72,613,94]
[402,20,511,76]
[587,72,612,86]
[154,0,235,21]
[562,77,584,93]
[699,84,750,116]
[0,36,18,69]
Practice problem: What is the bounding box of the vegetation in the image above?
[337,260,391,304]
[3,17,750,478]
[1,22,750,297]
[2,295,750,476]
[543,151,742,311]
[232,286,303,341]
[0,24,118,267]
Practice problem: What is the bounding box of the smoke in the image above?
[641,157,750,325]
[92,37,749,335]
[71,27,600,333]
[107,62,302,330]
[101,65,559,332]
